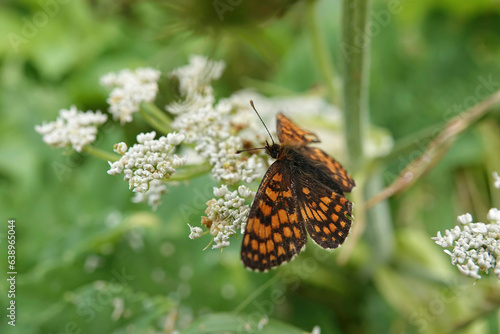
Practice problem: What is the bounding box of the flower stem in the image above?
[140,102,173,134]
[169,164,212,182]
[306,0,339,105]
[233,272,283,314]
[83,145,121,162]
[366,88,500,208]
[337,0,374,264]
[341,0,372,172]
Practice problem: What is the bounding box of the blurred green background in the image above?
[1,0,500,333]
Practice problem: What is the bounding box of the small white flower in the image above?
[493,172,500,189]
[101,67,161,125]
[457,259,481,279]
[257,316,269,331]
[213,184,230,198]
[113,142,128,155]
[470,223,487,234]
[457,213,473,224]
[238,185,255,199]
[35,106,107,152]
[311,326,321,334]
[188,224,204,239]
[111,298,125,321]
[477,250,494,272]
[131,179,169,210]
[488,208,500,223]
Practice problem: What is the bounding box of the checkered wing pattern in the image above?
[300,146,356,192]
[276,113,320,144]
[241,160,307,272]
[294,175,353,249]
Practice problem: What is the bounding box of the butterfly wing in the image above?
[276,113,355,192]
[241,160,307,271]
[293,172,353,249]
[300,146,356,193]
[276,113,320,144]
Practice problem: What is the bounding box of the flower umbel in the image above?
[101,67,161,125]
[35,106,107,152]
[192,185,255,249]
[107,131,186,193]
[433,172,500,281]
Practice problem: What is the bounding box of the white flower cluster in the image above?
[167,54,225,114]
[433,174,500,280]
[100,67,161,125]
[190,185,255,249]
[35,105,107,152]
[107,131,186,193]
[207,136,267,184]
[166,56,270,186]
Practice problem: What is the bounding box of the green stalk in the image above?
[83,145,121,162]
[139,107,171,135]
[337,0,393,267]
[141,102,173,132]
[168,164,212,182]
[341,0,371,172]
[306,0,339,105]
[233,272,283,314]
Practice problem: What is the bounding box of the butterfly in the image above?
[239,101,355,272]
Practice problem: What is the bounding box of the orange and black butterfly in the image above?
[239,101,355,272]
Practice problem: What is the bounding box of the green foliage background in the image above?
[1,0,500,333]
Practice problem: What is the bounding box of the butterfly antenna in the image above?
[235,146,266,154]
[250,100,275,145]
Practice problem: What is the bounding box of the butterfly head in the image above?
[265,140,281,159]
[236,100,280,157]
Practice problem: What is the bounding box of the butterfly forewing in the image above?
[301,146,356,193]
[241,161,307,271]
[276,113,320,144]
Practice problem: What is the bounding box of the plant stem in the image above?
[341,0,371,172]
[169,164,212,182]
[306,0,338,105]
[366,88,500,209]
[83,145,121,162]
[337,0,374,264]
[233,272,283,314]
[141,102,173,132]
[140,107,171,135]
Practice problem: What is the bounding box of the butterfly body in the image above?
[241,112,355,272]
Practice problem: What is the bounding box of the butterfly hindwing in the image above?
[276,113,320,144]
[293,173,353,249]
[241,160,307,271]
